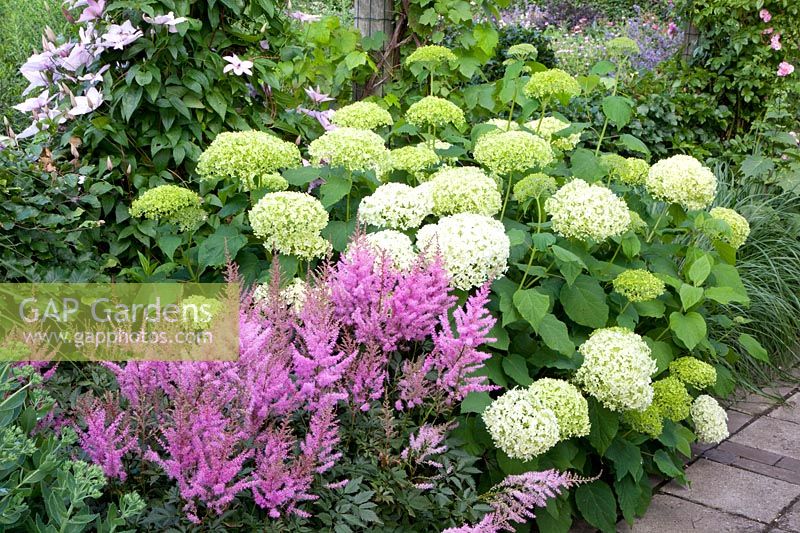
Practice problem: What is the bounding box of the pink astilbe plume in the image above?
[401,422,453,468]
[76,403,136,481]
[443,470,593,533]
[344,340,387,411]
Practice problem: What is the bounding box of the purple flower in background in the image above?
[259,39,270,50]
[289,11,321,22]
[297,107,336,131]
[100,21,143,50]
[77,0,104,22]
[143,11,188,33]
[305,85,334,104]
[222,54,254,76]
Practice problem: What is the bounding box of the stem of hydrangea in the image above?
[595,59,625,156]
[646,209,668,243]
[507,81,519,130]
[619,301,631,317]
[518,248,536,290]
[500,175,513,220]
[536,100,548,134]
[346,173,352,222]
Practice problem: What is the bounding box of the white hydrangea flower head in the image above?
[708,207,750,249]
[473,130,554,175]
[691,395,729,444]
[358,183,432,230]
[528,378,590,439]
[196,130,300,191]
[575,327,657,412]
[331,101,393,130]
[545,179,631,242]
[364,230,417,271]
[646,155,718,211]
[483,388,560,461]
[526,116,580,151]
[428,166,501,216]
[308,127,390,179]
[416,213,510,290]
[252,278,308,313]
[389,145,439,180]
[248,191,331,260]
[476,118,520,138]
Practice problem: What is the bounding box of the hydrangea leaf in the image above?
[560,275,609,328]
[669,311,707,350]
[575,481,617,533]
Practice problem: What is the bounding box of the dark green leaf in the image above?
[560,275,609,328]
[575,481,617,533]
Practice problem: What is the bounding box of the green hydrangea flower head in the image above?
[130,185,206,232]
[358,182,432,230]
[607,37,641,57]
[473,130,554,175]
[646,155,718,211]
[405,96,466,130]
[248,191,331,260]
[545,179,631,242]
[331,101,394,130]
[524,68,581,103]
[389,145,439,180]
[429,166,502,216]
[628,210,648,234]
[308,127,390,179]
[181,295,224,331]
[527,116,581,151]
[575,327,657,412]
[506,43,538,60]
[613,269,665,302]
[669,357,717,389]
[691,395,729,444]
[528,378,590,439]
[621,404,664,438]
[483,388,560,460]
[196,131,299,191]
[405,45,457,66]
[624,158,650,185]
[513,173,557,203]
[652,377,692,422]
[708,207,750,249]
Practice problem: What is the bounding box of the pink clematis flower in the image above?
[304,85,334,104]
[68,86,104,116]
[289,11,321,22]
[13,90,52,113]
[770,33,782,50]
[77,0,104,22]
[222,54,254,76]
[143,11,188,33]
[777,61,795,77]
[100,21,143,50]
[759,9,771,23]
[60,43,94,71]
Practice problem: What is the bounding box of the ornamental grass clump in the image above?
[545,179,631,241]
[308,127,390,179]
[248,191,331,260]
[358,183,432,230]
[575,327,657,412]
[613,269,666,302]
[473,131,554,175]
[646,155,718,211]
[331,101,393,130]
[129,185,206,231]
[196,131,300,191]
[417,213,510,290]
[691,395,729,444]
[428,166,502,216]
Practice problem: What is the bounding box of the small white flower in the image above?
[222,54,254,76]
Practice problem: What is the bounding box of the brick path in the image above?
[620,371,800,532]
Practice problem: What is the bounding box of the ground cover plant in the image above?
[1,0,799,531]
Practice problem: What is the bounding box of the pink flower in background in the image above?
[304,85,334,104]
[770,33,782,50]
[759,9,772,23]
[222,54,253,76]
[778,61,795,77]
[289,11,321,22]
[100,21,143,50]
[667,22,678,37]
[68,86,104,116]
[77,0,104,22]
[143,11,188,33]
[762,27,774,35]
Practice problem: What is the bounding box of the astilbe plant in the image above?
[72,239,575,527]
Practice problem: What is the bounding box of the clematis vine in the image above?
[143,11,188,33]
[77,0,105,23]
[100,21,143,50]
[68,86,104,116]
